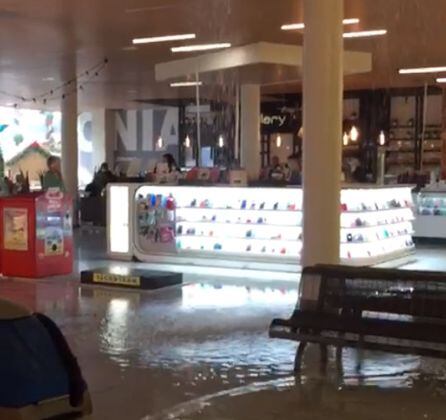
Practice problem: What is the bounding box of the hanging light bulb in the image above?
[378,130,386,146]
[343,132,349,146]
[276,134,282,148]
[349,125,359,142]
[218,134,224,148]
[157,135,164,149]
[185,135,191,148]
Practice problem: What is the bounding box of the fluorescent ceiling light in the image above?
[170,81,203,87]
[343,29,387,38]
[171,43,231,53]
[281,23,305,31]
[281,18,359,31]
[343,18,360,25]
[133,33,196,45]
[436,78,446,83]
[399,66,446,75]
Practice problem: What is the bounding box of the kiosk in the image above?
[0,191,73,278]
[107,184,415,272]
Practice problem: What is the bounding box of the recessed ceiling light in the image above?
[42,77,55,81]
[343,29,387,38]
[399,66,446,75]
[436,78,446,83]
[171,43,231,53]
[170,81,203,87]
[132,33,196,45]
[281,18,359,31]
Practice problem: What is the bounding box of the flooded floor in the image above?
[1,230,446,419]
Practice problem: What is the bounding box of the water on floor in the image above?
[1,230,446,419]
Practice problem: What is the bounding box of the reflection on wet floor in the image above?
[2,275,446,420]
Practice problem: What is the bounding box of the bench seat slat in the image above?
[271,311,446,344]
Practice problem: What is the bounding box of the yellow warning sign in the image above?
[92,273,141,287]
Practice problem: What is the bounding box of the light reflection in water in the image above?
[181,284,298,309]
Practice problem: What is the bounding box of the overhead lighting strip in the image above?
[133,33,196,45]
[171,43,231,53]
[399,66,446,75]
[281,18,359,31]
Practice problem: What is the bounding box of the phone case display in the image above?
[127,185,415,266]
[135,186,302,261]
[417,191,446,216]
[136,192,176,254]
[175,190,302,260]
[413,189,446,238]
[340,187,415,264]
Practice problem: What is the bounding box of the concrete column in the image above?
[302,1,343,269]
[240,84,261,180]
[61,90,78,196]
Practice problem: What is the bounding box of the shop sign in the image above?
[92,272,141,287]
[261,114,288,127]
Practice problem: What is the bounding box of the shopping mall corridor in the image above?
[1,229,446,419]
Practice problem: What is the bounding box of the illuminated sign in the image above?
[261,114,288,127]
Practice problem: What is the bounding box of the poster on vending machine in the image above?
[3,207,28,251]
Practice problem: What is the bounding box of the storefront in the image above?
[108,183,415,272]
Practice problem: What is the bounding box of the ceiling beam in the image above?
[155,42,372,82]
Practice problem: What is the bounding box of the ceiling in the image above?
[0,0,444,109]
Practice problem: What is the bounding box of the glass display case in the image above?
[414,188,446,238]
[108,184,415,269]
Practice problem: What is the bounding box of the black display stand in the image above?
[80,267,183,290]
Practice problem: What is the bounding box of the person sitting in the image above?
[42,156,65,192]
[14,172,30,194]
[85,163,116,197]
[154,153,181,174]
[285,154,302,185]
[269,156,285,181]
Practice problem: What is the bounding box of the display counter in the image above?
[107,184,415,270]
[414,186,446,238]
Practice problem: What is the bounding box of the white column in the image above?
[240,84,261,180]
[302,1,343,269]
[61,90,78,196]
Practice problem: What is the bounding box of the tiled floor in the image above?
[1,229,446,419]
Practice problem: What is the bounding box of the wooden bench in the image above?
[269,265,446,372]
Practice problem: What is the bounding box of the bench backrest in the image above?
[300,265,446,319]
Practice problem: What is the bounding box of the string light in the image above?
[0,57,109,107]
[378,130,386,146]
[350,126,359,142]
[343,132,350,146]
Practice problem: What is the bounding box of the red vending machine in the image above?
[0,191,73,278]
